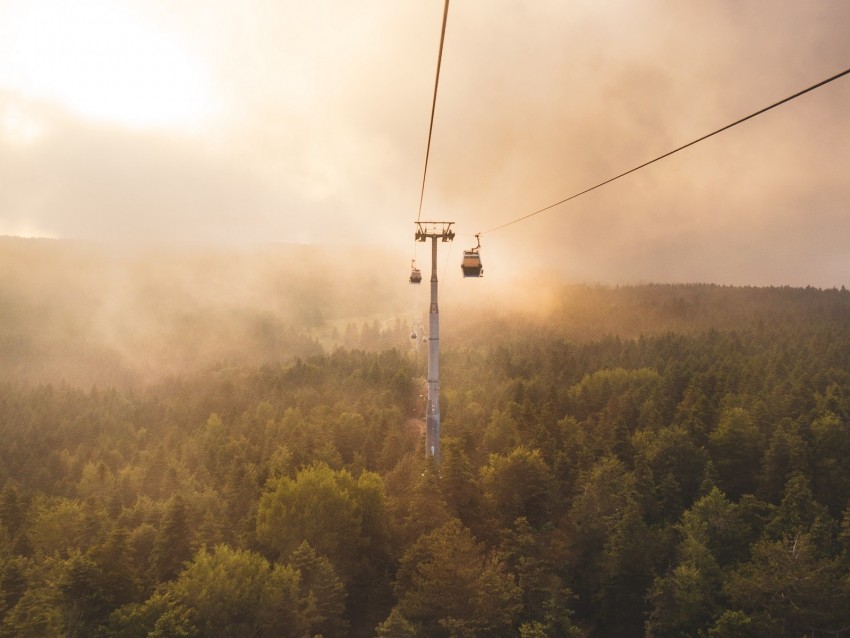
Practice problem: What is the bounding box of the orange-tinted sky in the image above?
[1,0,848,286]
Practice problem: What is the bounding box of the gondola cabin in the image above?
[409,266,422,284]
[461,250,483,277]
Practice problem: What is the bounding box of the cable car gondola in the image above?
[409,260,422,284]
[461,234,483,278]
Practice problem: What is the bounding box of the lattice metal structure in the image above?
[414,221,455,463]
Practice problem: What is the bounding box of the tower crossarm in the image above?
[415,221,455,242]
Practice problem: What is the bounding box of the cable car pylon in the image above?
[415,221,454,463]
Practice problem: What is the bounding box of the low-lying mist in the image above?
[2,236,848,388]
[0,237,416,386]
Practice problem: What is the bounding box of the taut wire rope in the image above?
[416,0,451,224]
[480,66,850,235]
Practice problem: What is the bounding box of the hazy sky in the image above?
[1,0,848,286]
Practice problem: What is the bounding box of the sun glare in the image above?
[0,220,57,239]
[0,1,217,131]
[1,102,47,145]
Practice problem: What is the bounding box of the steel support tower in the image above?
[415,221,454,463]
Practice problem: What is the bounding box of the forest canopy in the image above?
[2,237,850,636]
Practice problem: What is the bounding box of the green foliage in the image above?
[397,459,453,545]
[594,498,658,635]
[26,497,91,559]
[633,425,707,520]
[375,608,417,638]
[0,557,65,637]
[151,496,192,584]
[678,488,751,567]
[709,408,762,500]
[499,518,579,636]
[809,411,850,516]
[0,555,27,620]
[257,462,384,581]
[116,545,306,638]
[390,519,521,637]
[0,487,24,536]
[256,461,394,633]
[647,536,723,638]
[481,447,557,530]
[439,441,481,530]
[723,534,850,636]
[59,553,114,637]
[707,610,754,638]
[2,283,850,636]
[290,541,348,638]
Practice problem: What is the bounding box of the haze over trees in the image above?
[2,237,850,636]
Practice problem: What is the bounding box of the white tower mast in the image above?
[415,221,454,463]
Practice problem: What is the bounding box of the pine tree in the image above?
[151,495,192,582]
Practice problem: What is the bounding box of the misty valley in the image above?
[2,237,850,637]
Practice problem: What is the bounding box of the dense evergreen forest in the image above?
[2,239,850,636]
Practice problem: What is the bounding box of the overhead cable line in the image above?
[416,0,451,222]
[482,65,850,235]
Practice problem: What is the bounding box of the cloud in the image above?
[0,0,848,285]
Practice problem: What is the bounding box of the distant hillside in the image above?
[446,282,850,347]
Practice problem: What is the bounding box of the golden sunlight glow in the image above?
[1,102,47,145]
[1,0,216,130]
[0,220,57,239]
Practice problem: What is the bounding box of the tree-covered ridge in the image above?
[2,285,850,636]
[448,282,850,347]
